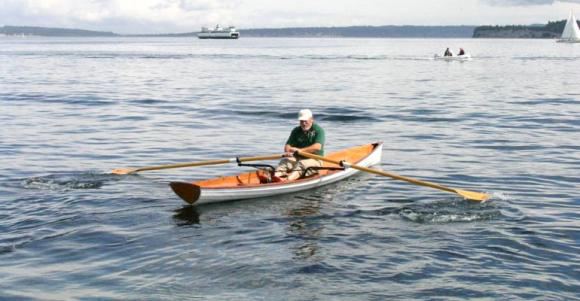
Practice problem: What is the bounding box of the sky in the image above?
[1,0,580,34]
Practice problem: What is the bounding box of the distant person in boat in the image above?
[458,48,465,56]
[261,109,325,183]
[444,48,453,57]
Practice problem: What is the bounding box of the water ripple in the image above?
[22,172,115,191]
[1,37,579,300]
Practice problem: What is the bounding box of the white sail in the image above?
[558,11,580,43]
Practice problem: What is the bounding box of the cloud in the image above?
[2,0,579,33]
[482,0,580,5]
[0,0,245,33]
[178,0,240,11]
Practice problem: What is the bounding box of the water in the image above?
[1,36,579,300]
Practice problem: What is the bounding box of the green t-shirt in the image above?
[285,123,325,155]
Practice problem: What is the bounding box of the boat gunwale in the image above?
[196,142,382,190]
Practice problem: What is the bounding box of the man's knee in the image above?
[298,159,322,177]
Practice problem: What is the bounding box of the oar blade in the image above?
[455,189,490,202]
[170,182,202,204]
[111,168,137,175]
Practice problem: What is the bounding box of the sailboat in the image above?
[557,10,580,43]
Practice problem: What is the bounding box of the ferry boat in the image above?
[197,25,239,39]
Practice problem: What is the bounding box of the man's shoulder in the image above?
[312,123,325,132]
[290,126,302,133]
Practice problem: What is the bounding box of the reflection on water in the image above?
[285,197,325,261]
[173,206,201,226]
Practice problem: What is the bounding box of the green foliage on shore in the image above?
[473,20,573,38]
[0,25,117,37]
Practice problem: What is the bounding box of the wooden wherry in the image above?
[112,141,488,202]
[170,142,383,205]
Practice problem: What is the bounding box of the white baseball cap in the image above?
[298,109,313,121]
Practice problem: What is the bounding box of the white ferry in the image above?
[197,25,239,39]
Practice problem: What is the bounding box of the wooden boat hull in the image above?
[170,142,383,205]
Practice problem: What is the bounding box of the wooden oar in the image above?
[111,154,284,175]
[297,151,490,202]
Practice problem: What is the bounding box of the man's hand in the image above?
[282,146,297,157]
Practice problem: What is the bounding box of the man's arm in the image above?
[285,143,321,154]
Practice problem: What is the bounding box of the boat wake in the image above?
[22,172,114,191]
[514,56,580,62]
[19,52,438,62]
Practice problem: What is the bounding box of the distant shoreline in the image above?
[0,25,475,38]
[0,22,572,38]
[473,20,570,39]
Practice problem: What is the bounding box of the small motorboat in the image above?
[434,53,472,61]
[170,142,383,205]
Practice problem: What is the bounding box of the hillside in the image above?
[472,20,570,38]
[241,26,476,38]
[2,22,574,39]
[1,25,475,38]
[0,25,117,37]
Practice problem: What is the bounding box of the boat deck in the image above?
[195,143,377,188]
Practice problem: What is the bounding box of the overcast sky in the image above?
[1,0,580,34]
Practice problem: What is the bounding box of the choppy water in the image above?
[1,37,579,300]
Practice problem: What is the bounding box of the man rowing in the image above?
[260,109,326,183]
